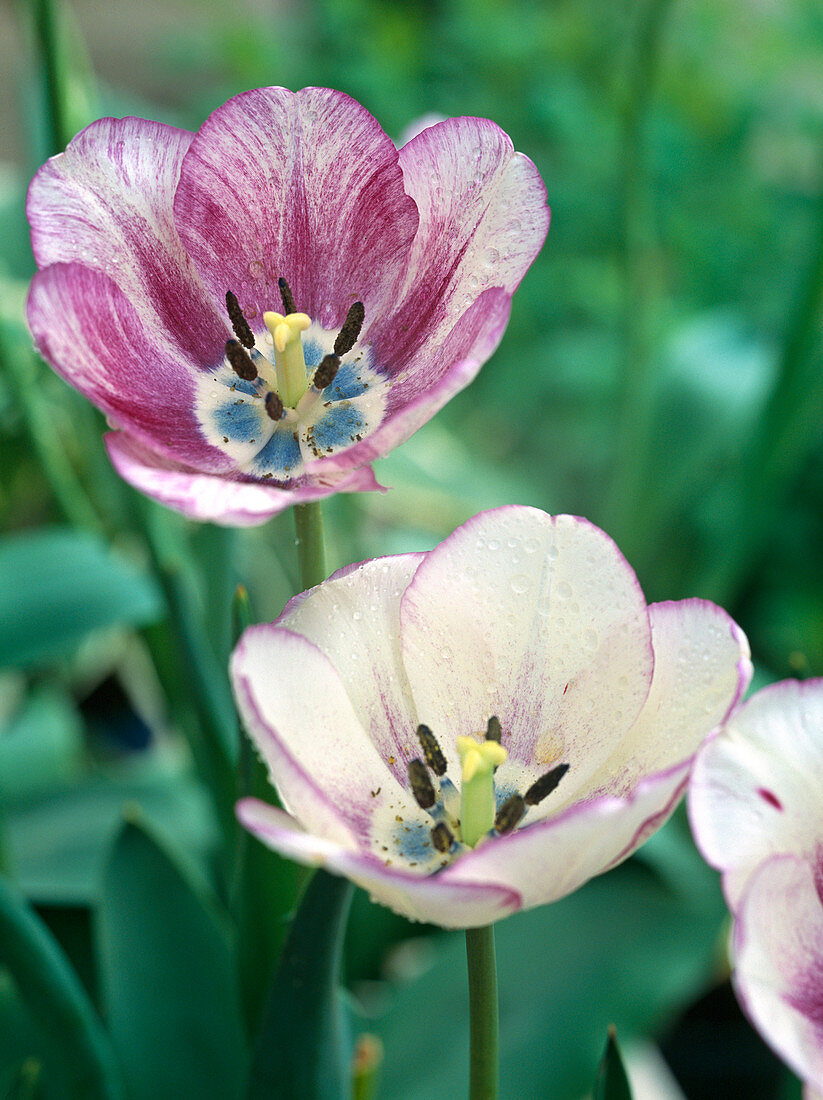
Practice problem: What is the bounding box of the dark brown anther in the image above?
[226,291,255,349]
[265,391,284,421]
[278,277,297,315]
[431,821,454,853]
[486,716,502,743]
[495,794,526,834]
[408,758,436,810]
[524,763,570,806]
[313,354,341,391]
[417,724,447,777]
[334,301,365,356]
[225,339,257,381]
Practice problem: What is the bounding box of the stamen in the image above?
[524,763,570,806]
[265,391,284,421]
[312,354,341,391]
[408,759,436,810]
[278,276,297,315]
[494,794,526,834]
[486,716,502,743]
[225,339,257,381]
[431,822,454,853]
[225,291,255,349]
[334,301,365,356]
[417,724,447,776]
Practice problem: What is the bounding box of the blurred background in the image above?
[1,0,821,1096]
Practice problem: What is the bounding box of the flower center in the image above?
[198,279,385,483]
[401,720,570,867]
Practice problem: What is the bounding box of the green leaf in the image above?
[0,874,123,1099]
[97,818,247,1100]
[593,1027,633,1100]
[249,871,353,1099]
[0,527,163,670]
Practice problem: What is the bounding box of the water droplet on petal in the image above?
[487,539,501,551]
[483,247,500,266]
[248,259,265,279]
[557,581,573,599]
[510,574,531,595]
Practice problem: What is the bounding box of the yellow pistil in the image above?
[457,735,507,848]
[262,310,312,408]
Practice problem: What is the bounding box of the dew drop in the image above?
[583,629,598,650]
[353,610,363,621]
[441,646,454,661]
[483,247,500,266]
[510,574,531,595]
[487,538,501,551]
[537,597,552,617]
[248,259,265,279]
[557,581,573,599]
[524,538,540,554]
[547,544,559,561]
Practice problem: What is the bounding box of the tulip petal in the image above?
[27,263,233,470]
[444,761,691,910]
[173,87,419,334]
[589,599,752,797]
[369,115,549,375]
[27,116,225,362]
[689,679,823,909]
[398,507,654,794]
[232,626,424,842]
[275,554,426,789]
[236,799,521,929]
[106,433,382,526]
[733,854,823,1094]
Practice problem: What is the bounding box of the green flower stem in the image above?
[32,0,70,155]
[294,501,327,589]
[465,923,499,1100]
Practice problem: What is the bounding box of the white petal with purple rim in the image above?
[399,507,654,799]
[734,854,823,1093]
[689,678,823,909]
[236,799,521,928]
[276,554,424,789]
[587,599,752,799]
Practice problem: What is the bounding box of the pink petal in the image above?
[689,678,823,909]
[27,116,225,362]
[275,554,426,788]
[588,599,752,798]
[368,115,549,373]
[308,286,510,474]
[236,799,521,928]
[734,854,823,1093]
[398,508,654,794]
[106,432,381,525]
[173,87,419,333]
[27,263,232,470]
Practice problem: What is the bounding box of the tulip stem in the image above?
[294,501,327,589]
[465,923,499,1100]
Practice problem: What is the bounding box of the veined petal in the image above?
[276,555,425,789]
[236,799,521,928]
[588,599,752,798]
[307,287,510,475]
[27,263,233,470]
[689,678,823,909]
[399,508,654,793]
[231,626,420,841]
[106,433,381,526]
[368,116,549,373]
[27,116,225,362]
[733,854,823,1094]
[444,762,691,911]
[173,87,419,333]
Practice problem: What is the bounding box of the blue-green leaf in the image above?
[97,818,246,1100]
[593,1027,633,1100]
[0,528,163,669]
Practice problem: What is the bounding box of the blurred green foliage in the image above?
[1,0,821,1095]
